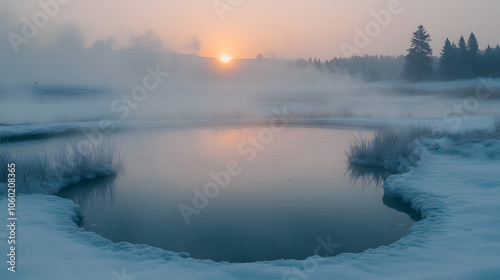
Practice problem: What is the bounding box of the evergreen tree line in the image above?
[295,55,405,81]
[293,25,500,82]
[403,25,500,81]
[439,34,500,80]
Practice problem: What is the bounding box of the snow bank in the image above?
[1,134,499,279]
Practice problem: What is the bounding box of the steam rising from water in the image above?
[0,13,499,125]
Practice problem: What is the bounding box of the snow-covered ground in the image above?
[0,115,495,143]
[369,77,500,92]
[1,117,499,279]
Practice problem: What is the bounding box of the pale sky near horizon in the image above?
[3,0,500,60]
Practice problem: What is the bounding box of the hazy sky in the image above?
[3,0,500,59]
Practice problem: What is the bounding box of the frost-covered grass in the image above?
[345,123,433,173]
[346,118,500,173]
[0,140,123,195]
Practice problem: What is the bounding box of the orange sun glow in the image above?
[219,56,232,63]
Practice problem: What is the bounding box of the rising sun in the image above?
[219,56,232,63]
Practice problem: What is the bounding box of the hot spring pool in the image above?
[55,125,418,262]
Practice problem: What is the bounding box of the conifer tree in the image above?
[466,32,480,74]
[455,36,469,77]
[404,25,434,81]
[482,45,495,76]
[439,38,457,80]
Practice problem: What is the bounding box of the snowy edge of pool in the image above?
[0,118,499,280]
[0,115,495,143]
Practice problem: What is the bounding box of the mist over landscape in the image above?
[1,1,500,280]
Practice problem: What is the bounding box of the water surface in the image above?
[55,126,417,262]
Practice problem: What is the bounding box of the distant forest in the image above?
[295,55,405,82]
[295,25,500,82]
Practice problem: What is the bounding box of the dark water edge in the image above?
[57,126,420,263]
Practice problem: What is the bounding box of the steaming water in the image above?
[30,125,417,263]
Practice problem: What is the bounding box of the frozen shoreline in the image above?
[0,115,495,143]
[1,119,499,279]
